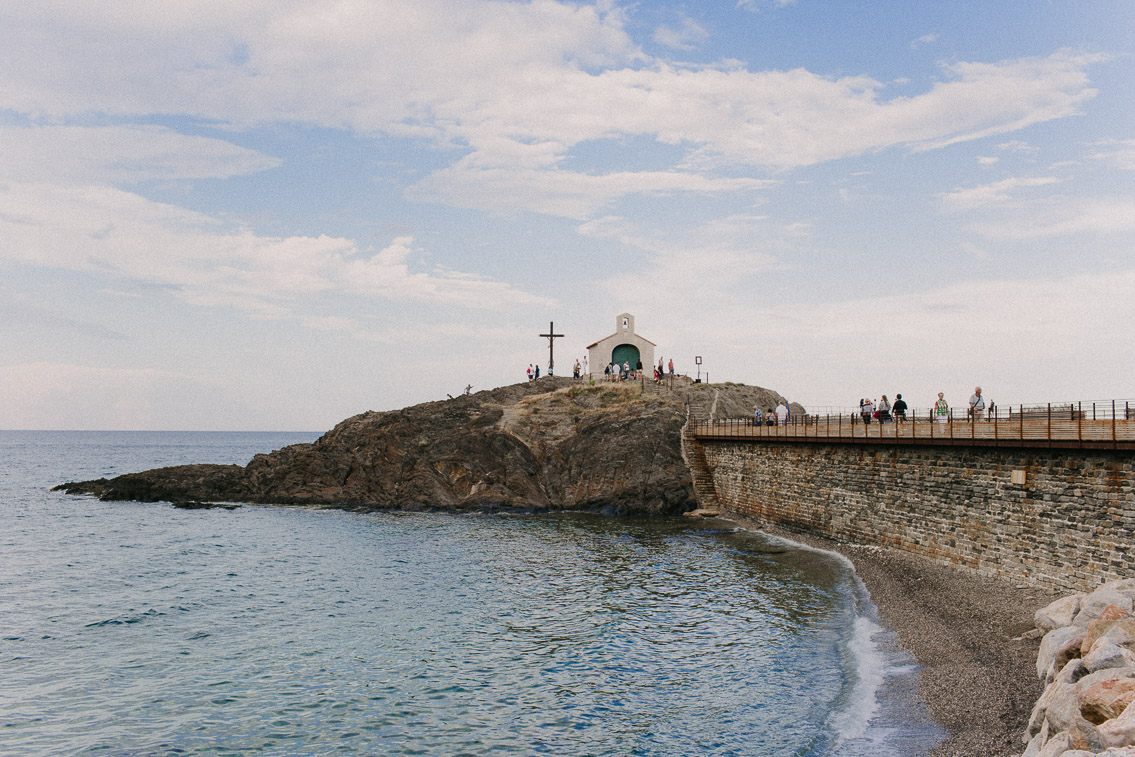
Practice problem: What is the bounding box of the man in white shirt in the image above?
[776,401,789,426]
[969,387,985,421]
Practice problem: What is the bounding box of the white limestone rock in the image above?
[1099,700,1135,750]
[1040,626,1090,680]
[1085,638,1135,675]
[1038,731,1072,757]
[1076,588,1135,627]
[1038,594,1086,632]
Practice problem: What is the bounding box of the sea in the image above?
[0,430,944,756]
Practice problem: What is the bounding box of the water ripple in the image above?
[0,431,943,756]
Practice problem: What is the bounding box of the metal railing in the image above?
[690,400,1135,450]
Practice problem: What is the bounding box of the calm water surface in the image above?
[0,431,942,756]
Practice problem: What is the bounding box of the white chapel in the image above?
[586,313,656,378]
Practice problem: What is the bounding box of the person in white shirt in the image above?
[776,401,789,426]
[969,387,985,421]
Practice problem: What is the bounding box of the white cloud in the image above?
[977,156,999,166]
[0,125,280,183]
[972,198,1135,239]
[409,163,776,219]
[582,212,792,302]
[911,33,939,49]
[939,176,1062,211]
[653,15,709,51]
[1089,139,1135,171]
[0,182,554,312]
[0,3,1106,218]
[997,139,1036,152]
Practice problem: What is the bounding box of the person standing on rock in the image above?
[668,358,674,376]
[573,359,581,382]
[527,364,533,381]
[935,392,949,425]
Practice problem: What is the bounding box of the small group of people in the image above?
[651,357,676,384]
[526,364,541,381]
[856,387,990,425]
[858,395,907,424]
[753,400,791,426]
[603,359,641,382]
[571,356,589,382]
[932,387,992,424]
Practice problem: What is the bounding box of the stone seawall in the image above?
[696,440,1134,593]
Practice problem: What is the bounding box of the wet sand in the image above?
[723,515,1059,757]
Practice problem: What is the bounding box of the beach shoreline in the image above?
[719,513,1059,757]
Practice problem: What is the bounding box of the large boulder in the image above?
[1038,594,1086,633]
[1081,678,1135,725]
[1040,626,1090,680]
[1099,701,1135,750]
[1085,619,1135,658]
[1076,588,1135,627]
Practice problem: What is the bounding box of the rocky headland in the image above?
[56,377,796,514]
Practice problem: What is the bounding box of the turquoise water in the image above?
[0,431,941,756]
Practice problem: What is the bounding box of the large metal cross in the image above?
[539,321,564,375]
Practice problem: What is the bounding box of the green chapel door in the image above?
[611,344,640,368]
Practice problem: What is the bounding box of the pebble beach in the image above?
[725,516,1060,757]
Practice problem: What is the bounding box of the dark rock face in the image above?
[56,378,791,515]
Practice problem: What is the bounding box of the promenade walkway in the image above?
[690,401,1135,451]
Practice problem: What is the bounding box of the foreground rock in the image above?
[1023,580,1135,757]
[56,378,794,515]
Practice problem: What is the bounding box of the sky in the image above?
[2,0,1134,430]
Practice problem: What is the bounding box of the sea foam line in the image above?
[725,523,897,752]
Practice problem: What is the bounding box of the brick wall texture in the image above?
[696,440,1135,593]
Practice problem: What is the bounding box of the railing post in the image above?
[1047,403,1051,441]
[1113,400,1117,447]
[1078,401,1083,444]
[1021,405,1025,442]
[994,404,998,442]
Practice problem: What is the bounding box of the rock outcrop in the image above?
[1022,580,1135,757]
[56,377,794,515]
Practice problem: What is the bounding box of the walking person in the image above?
[934,392,949,425]
[892,394,907,423]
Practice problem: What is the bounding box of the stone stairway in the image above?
[681,389,721,511]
